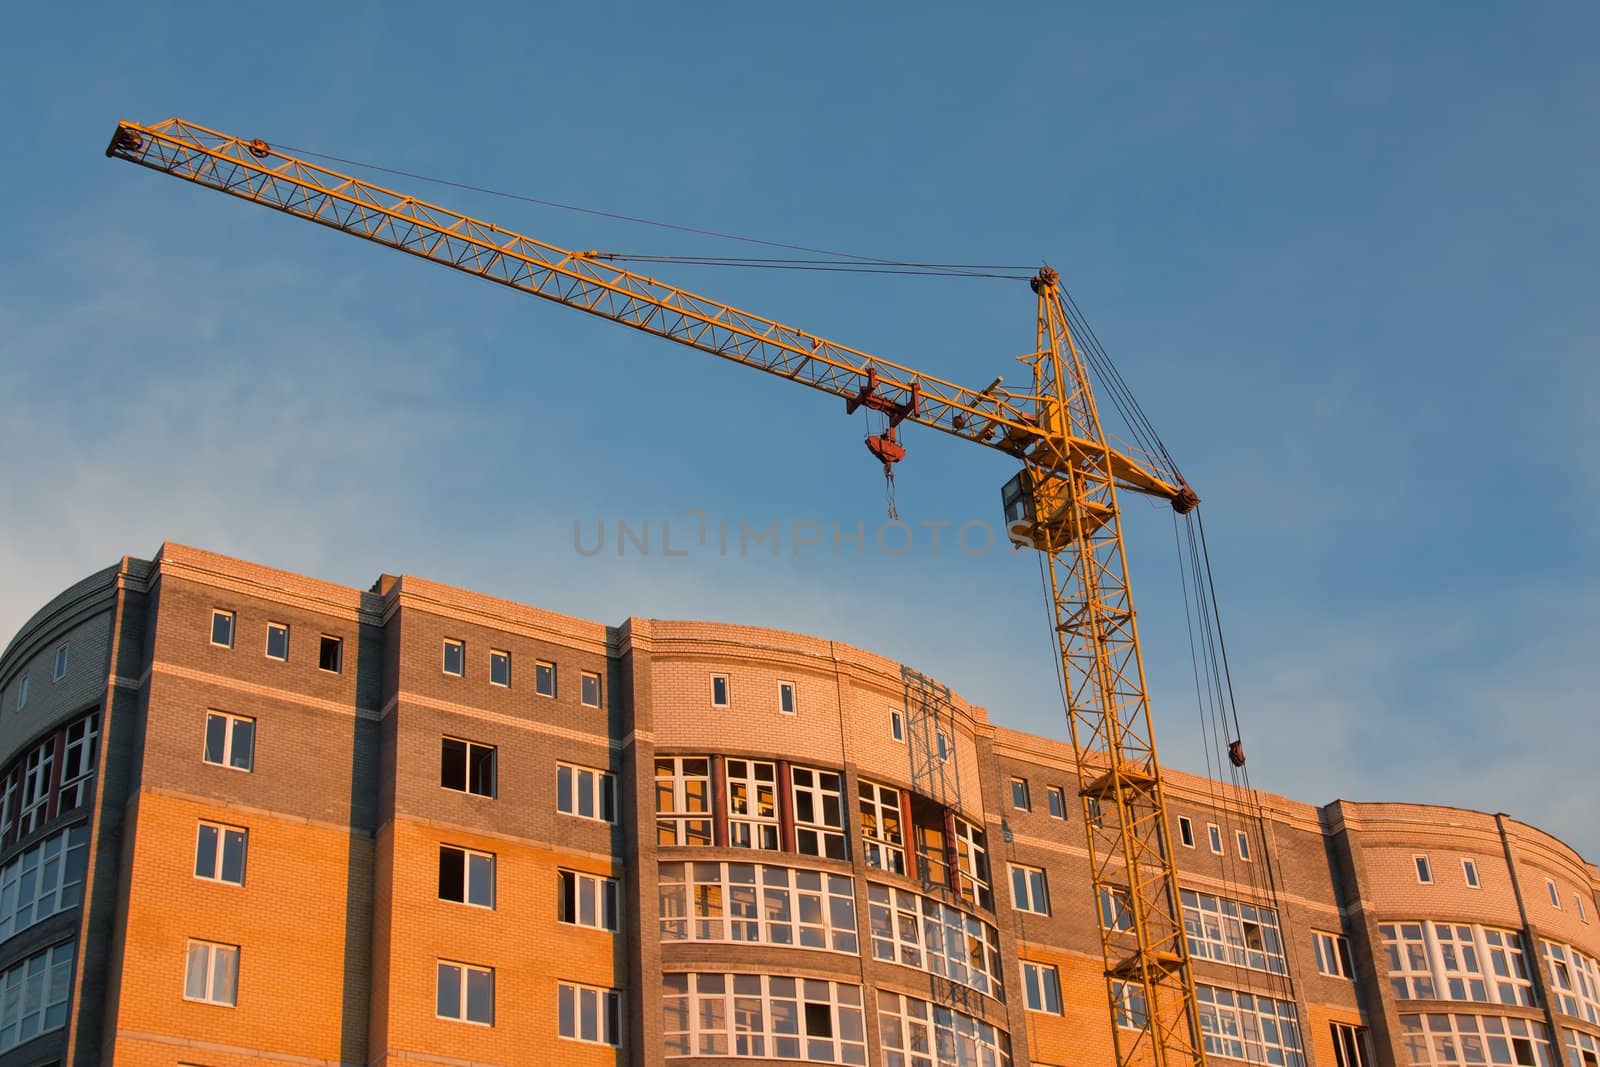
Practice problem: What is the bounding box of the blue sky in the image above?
[2,5,1597,851]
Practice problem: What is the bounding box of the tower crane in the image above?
[106,118,1211,1067]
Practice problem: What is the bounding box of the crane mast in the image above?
[106,117,1208,1067]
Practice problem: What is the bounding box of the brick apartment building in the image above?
[0,542,1596,1067]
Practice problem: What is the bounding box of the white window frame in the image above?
[1579,895,1590,923]
[183,940,239,1006]
[865,883,999,995]
[666,972,865,1061]
[725,758,780,850]
[0,825,90,941]
[203,710,255,772]
[1331,1022,1372,1067]
[210,609,236,648]
[13,674,25,711]
[194,821,248,886]
[559,869,619,932]
[876,990,1006,1067]
[1197,984,1305,1067]
[1178,815,1195,847]
[1010,777,1031,812]
[662,861,859,954]
[1380,921,1536,1006]
[1548,878,1562,908]
[655,756,712,845]
[953,817,991,909]
[711,674,729,708]
[1415,854,1434,884]
[790,765,847,860]
[1010,863,1050,915]
[489,649,511,688]
[1396,1011,1551,1067]
[51,645,68,682]
[1047,786,1067,820]
[558,762,616,823]
[581,670,602,708]
[1542,939,1600,1024]
[0,941,73,1049]
[557,981,622,1047]
[1182,888,1288,975]
[1314,930,1354,978]
[858,779,905,875]
[1463,858,1480,888]
[935,730,951,762]
[18,743,52,836]
[442,638,465,677]
[318,634,342,673]
[1100,885,1134,932]
[264,623,289,662]
[890,709,904,742]
[436,960,494,1026]
[535,659,556,698]
[440,737,496,798]
[1236,829,1252,861]
[778,681,797,715]
[1021,960,1062,1014]
[438,844,495,909]
[1207,823,1223,855]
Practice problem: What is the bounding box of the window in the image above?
[210,609,235,648]
[13,674,25,711]
[662,861,858,953]
[1415,854,1434,884]
[441,738,495,797]
[195,822,247,885]
[558,762,616,823]
[59,712,99,810]
[558,981,621,1046]
[438,845,494,908]
[953,818,991,909]
[1011,863,1050,915]
[489,650,510,687]
[51,645,68,681]
[890,710,904,742]
[1463,858,1480,888]
[1010,777,1031,811]
[0,942,74,1050]
[0,825,89,940]
[203,711,254,771]
[1380,922,1535,1005]
[1568,1030,1600,1067]
[665,973,866,1062]
[18,744,50,835]
[655,757,712,844]
[1178,815,1195,847]
[442,639,464,676]
[1548,879,1561,908]
[559,869,619,931]
[725,759,779,850]
[184,940,239,1006]
[936,730,951,762]
[1100,885,1134,932]
[778,681,797,714]
[876,990,1005,1067]
[1182,888,1288,974]
[1087,796,1104,828]
[1236,829,1252,861]
[791,765,847,860]
[265,623,289,661]
[437,961,493,1025]
[1112,981,1148,1030]
[857,780,905,875]
[318,635,342,673]
[581,671,601,708]
[865,884,1000,995]
[1314,930,1354,978]
[1579,895,1590,923]
[1397,1013,1553,1067]
[1332,1023,1372,1067]
[1542,940,1600,1024]
[535,660,555,697]
[1021,960,1062,1014]
[711,674,729,708]
[1197,985,1305,1067]
[1047,786,1067,819]
[1207,823,1223,854]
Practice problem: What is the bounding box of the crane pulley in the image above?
[106,117,1210,1067]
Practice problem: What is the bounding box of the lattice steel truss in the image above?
[107,117,1208,1067]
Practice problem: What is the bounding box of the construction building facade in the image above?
[1,542,1597,1067]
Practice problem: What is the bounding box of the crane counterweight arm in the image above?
[104,118,1191,507]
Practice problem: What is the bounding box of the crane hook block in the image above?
[1227,740,1245,767]
[1172,483,1200,514]
[247,139,272,159]
[866,426,906,469]
[105,126,143,158]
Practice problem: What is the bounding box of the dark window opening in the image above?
[319,635,342,673]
